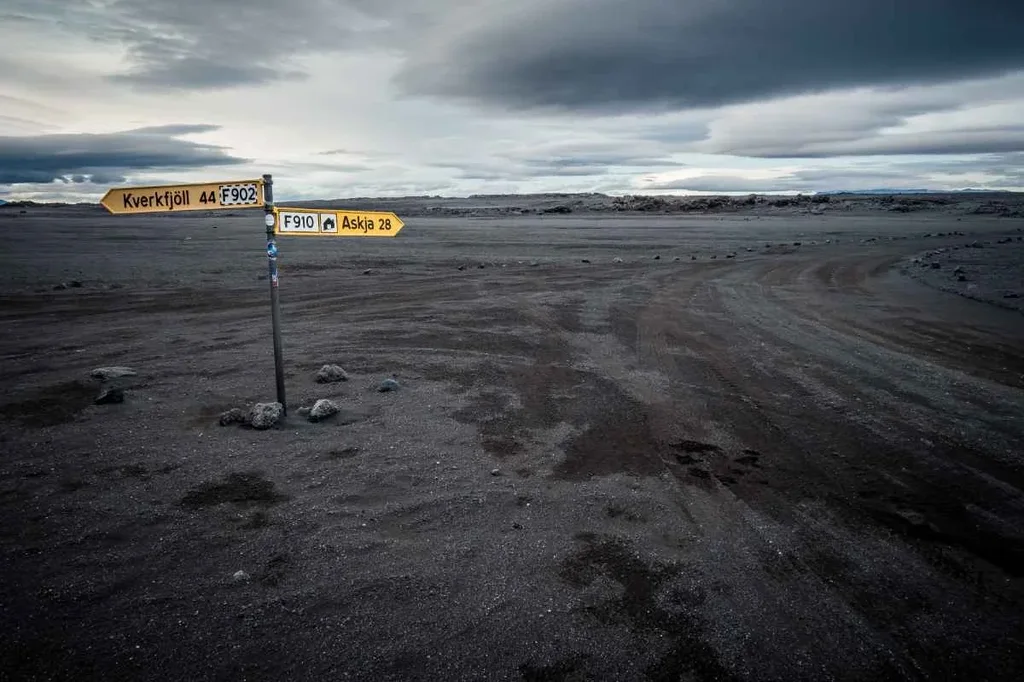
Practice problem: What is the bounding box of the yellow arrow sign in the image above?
[100,179,265,215]
[274,207,405,237]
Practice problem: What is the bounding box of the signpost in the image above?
[274,207,404,237]
[100,179,264,214]
[99,175,406,418]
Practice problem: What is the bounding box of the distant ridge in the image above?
[820,188,1009,196]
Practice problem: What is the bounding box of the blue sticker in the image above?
[267,241,278,258]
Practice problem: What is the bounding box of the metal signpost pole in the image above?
[262,174,287,414]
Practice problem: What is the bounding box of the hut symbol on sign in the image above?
[322,216,337,232]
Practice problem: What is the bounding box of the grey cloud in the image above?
[522,155,678,171]
[111,60,306,90]
[395,0,1024,111]
[434,140,685,181]
[6,0,377,90]
[20,0,1023,110]
[716,127,1024,158]
[125,124,221,135]
[0,126,246,185]
[678,74,1024,158]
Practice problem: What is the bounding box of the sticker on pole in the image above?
[273,207,405,237]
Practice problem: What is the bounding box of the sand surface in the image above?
[1,201,1023,681]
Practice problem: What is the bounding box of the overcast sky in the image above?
[2,0,1023,201]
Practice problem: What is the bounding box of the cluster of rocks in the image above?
[218,365,401,430]
[903,232,1023,307]
[922,231,966,238]
[219,403,285,430]
[52,280,84,291]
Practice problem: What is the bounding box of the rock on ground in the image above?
[91,367,137,381]
[309,399,340,423]
[218,408,248,426]
[315,364,348,383]
[378,378,400,392]
[248,402,284,430]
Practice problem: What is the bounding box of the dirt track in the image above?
[1,207,1023,681]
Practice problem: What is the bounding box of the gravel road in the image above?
[1,206,1022,681]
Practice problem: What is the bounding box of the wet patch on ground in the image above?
[180,472,289,509]
[0,380,99,427]
[559,533,736,681]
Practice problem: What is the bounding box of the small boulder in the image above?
[653,255,661,260]
[457,265,466,271]
[91,366,138,382]
[232,570,251,583]
[69,280,83,288]
[95,387,124,405]
[1004,292,1020,299]
[308,399,340,423]
[378,378,400,393]
[490,468,501,477]
[248,402,284,430]
[218,408,247,426]
[691,255,697,260]
[363,269,374,275]
[53,283,67,291]
[297,406,312,419]
[957,274,968,282]
[315,364,348,383]
[581,258,591,264]
[930,262,940,269]
[612,257,624,264]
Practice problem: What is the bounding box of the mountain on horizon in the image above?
[820,188,1009,195]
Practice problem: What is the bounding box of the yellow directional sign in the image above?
[100,179,264,215]
[274,207,405,237]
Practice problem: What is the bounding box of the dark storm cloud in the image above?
[396,0,1024,111]
[0,126,246,185]
[16,0,1022,108]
